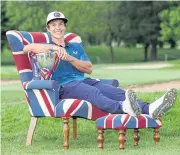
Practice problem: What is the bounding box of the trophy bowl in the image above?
[36,51,57,69]
[34,51,59,80]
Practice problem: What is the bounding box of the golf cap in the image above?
[46,11,68,25]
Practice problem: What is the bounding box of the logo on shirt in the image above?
[73,51,78,54]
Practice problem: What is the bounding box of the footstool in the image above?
[96,114,162,150]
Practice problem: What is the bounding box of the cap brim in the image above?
[47,18,68,25]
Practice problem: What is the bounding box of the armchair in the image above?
[6,30,119,149]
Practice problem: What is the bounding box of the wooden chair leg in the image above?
[72,117,77,140]
[63,118,69,150]
[119,129,126,150]
[154,128,160,144]
[124,129,127,143]
[98,129,104,149]
[134,128,140,146]
[26,117,38,146]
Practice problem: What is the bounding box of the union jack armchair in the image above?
[6,30,119,150]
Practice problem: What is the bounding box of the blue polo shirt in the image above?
[50,40,90,85]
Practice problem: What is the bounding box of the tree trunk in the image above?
[109,43,114,63]
[144,43,149,62]
[168,38,176,48]
[150,40,157,61]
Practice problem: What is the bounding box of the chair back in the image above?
[6,31,81,83]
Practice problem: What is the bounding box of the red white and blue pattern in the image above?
[6,30,82,83]
[23,80,57,90]
[96,114,162,129]
[6,30,113,118]
[55,99,109,120]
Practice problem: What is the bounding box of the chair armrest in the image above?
[23,80,61,90]
[24,80,61,112]
[98,79,119,87]
[23,79,118,90]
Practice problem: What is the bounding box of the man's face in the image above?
[47,19,66,39]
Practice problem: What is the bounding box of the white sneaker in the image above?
[122,90,142,117]
[149,88,177,119]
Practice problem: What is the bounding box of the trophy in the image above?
[29,51,60,80]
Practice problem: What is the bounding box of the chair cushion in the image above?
[23,80,59,90]
[55,99,109,120]
[96,114,162,129]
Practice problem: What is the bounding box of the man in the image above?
[23,11,177,119]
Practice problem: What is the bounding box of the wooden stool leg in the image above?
[98,129,104,149]
[72,117,77,140]
[26,117,38,145]
[134,128,140,146]
[119,129,126,150]
[63,118,69,150]
[154,128,160,144]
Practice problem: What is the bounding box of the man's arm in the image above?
[66,55,92,74]
[23,43,92,74]
[23,44,68,60]
[23,43,54,54]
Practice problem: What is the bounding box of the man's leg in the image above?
[60,81,123,113]
[82,79,177,118]
[92,81,177,118]
[92,82,177,116]
[60,80,140,116]
[90,81,146,114]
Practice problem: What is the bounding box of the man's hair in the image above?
[47,19,67,28]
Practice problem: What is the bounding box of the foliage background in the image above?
[1,1,180,63]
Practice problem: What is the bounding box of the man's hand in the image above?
[52,46,69,60]
[52,45,92,74]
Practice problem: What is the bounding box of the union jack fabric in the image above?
[6,30,112,119]
[55,99,109,120]
[96,114,162,129]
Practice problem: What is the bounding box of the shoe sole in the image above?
[152,88,177,119]
[128,90,142,117]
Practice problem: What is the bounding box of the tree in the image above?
[114,1,170,61]
[3,1,119,63]
[159,4,180,44]
[1,1,12,52]
[99,2,118,63]
[4,1,107,45]
[5,1,54,31]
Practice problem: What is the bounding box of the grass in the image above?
[90,64,180,86]
[2,46,180,65]
[1,60,180,87]
[85,46,180,63]
[1,46,180,154]
[1,90,180,155]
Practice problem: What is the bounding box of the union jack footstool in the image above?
[96,114,162,150]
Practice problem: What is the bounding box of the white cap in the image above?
[46,11,68,25]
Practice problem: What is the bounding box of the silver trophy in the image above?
[36,51,57,69]
[31,51,59,80]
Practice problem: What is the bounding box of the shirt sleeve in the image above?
[78,43,91,62]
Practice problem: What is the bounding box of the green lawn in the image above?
[2,46,180,65]
[1,90,180,155]
[1,60,180,86]
[86,46,180,64]
[1,46,180,154]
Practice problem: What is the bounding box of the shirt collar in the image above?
[51,40,71,48]
[48,32,71,48]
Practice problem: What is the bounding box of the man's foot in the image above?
[122,90,142,117]
[149,88,177,119]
